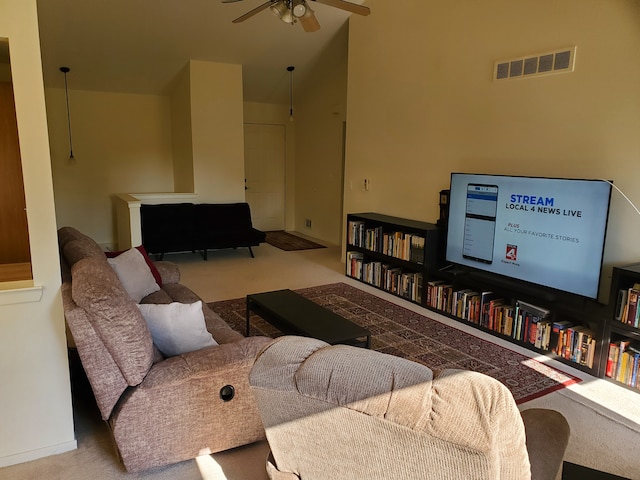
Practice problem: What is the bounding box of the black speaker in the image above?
[437,189,450,227]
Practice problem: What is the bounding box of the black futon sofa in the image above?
[140,202,266,260]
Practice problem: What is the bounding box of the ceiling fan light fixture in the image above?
[270,1,287,18]
[281,9,294,24]
[227,0,370,30]
[292,1,307,17]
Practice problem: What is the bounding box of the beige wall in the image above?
[294,24,349,245]
[48,60,248,246]
[345,0,640,300]
[170,64,194,193]
[47,88,174,247]
[189,60,245,203]
[0,0,76,466]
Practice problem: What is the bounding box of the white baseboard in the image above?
[0,439,77,468]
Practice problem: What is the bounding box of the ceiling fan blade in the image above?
[232,0,275,23]
[311,0,370,16]
[299,8,321,32]
[222,0,244,3]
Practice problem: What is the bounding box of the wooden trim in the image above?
[0,262,32,283]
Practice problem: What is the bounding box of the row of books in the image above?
[346,251,423,303]
[613,283,640,328]
[606,340,640,388]
[347,221,425,264]
[426,280,596,368]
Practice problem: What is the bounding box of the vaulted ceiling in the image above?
[35,0,362,103]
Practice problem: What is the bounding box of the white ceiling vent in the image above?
[494,46,576,81]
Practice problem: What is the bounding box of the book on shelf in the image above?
[550,320,572,356]
[502,305,515,337]
[362,260,382,287]
[606,342,620,378]
[550,323,596,368]
[409,235,426,264]
[626,287,639,327]
[347,221,365,247]
[452,289,466,320]
[615,288,629,321]
[608,341,640,388]
[614,283,640,327]
[461,290,480,323]
[427,280,445,308]
[568,325,595,367]
[346,251,363,279]
[515,299,551,319]
[514,300,551,344]
[364,226,383,252]
[385,267,400,293]
[478,291,500,328]
[382,231,426,263]
[426,280,453,311]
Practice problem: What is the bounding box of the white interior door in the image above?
[244,123,286,231]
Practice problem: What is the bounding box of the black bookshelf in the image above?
[345,213,442,306]
[345,212,607,377]
[427,266,607,376]
[602,264,640,392]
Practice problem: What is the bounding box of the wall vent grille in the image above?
[494,46,576,81]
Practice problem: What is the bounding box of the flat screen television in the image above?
[445,173,612,300]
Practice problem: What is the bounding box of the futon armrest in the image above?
[152,261,180,284]
[139,336,271,389]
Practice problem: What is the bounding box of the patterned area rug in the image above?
[208,282,581,404]
[265,231,326,251]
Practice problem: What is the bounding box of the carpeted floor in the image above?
[209,282,581,404]
[264,230,326,251]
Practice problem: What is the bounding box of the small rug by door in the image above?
[209,282,581,404]
[265,230,326,251]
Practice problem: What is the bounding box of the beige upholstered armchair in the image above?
[249,336,570,480]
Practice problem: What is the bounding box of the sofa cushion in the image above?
[106,245,163,288]
[140,282,245,344]
[62,237,105,268]
[107,247,161,302]
[58,226,101,252]
[71,256,154,386]
[137,301,218,357]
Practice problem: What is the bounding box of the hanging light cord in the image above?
[287,66,295,120]
[60,67,74,159]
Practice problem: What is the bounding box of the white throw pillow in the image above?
[107,247,161,302]
[136,301,218,357]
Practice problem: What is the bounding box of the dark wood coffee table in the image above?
[562,462,630,480]
[246,289,371,348]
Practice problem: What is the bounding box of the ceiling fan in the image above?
[222,0,371,32]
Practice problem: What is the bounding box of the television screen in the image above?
[445,173,612,299]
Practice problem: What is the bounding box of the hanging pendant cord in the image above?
[60,67,74,159]
[287,66,295,120]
